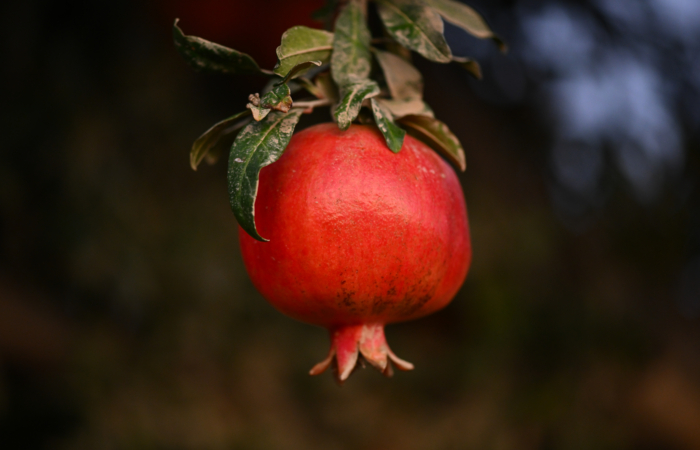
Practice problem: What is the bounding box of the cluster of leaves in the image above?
[174,0,505,241]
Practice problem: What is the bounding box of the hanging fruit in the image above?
[174,0,505,383]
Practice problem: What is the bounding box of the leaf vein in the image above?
[380,1,447,58]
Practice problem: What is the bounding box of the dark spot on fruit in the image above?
[387,286,396,296]
[371,297,390,314]
[339,287,356,310]
[392,279,437,316]
[340,280,346,285]
[414,293,432,310]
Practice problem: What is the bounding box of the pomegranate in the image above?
[239,123,472,381]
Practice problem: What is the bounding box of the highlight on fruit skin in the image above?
[238,124,472,382]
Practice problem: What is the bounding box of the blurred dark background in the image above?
[1,0,700,449]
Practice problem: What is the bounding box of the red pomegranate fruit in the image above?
[238,123,472,382]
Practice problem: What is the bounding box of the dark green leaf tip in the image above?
[371,99,406,153]
[173,19,262,75]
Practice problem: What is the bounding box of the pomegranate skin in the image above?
[238,123,471,380]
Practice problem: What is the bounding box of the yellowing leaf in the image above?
[425,0,507,52]
[398,115,466,171]
[373,49,423,100]
[378,98,433,118]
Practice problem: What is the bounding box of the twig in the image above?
[292,98,333,111]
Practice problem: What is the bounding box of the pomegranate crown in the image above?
[174,0,505,241]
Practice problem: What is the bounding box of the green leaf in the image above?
[371,99,406,153]
[190,110,252,171]
[261,84,293,112]
[373,49,423,100]
[247,84,294,121]
[375,0,452,63]
[453,56,482,79]
[261,77,304,96]
[173,19,262,75]
[333,79,380,130]
[228,110,304,241]
[274,26,334,78]
[279,60,322,85]
[379,98,433,118]
[331,0,372,86]
[424,0,507,52]
[398,115,466,171]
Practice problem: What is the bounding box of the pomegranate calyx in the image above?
[309,323,414,383]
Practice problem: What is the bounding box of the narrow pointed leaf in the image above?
[279,60,322,85]
[331,0,372,86]
[373,49,423,100]
[190,110,252,170]
[375,0,451,63]
[453,56,482,79]
[273,26,334,77]
[334,79,380,130]
[228,110,304,241]
[379,98,433,118]
[425,0,507,52]
[371,99,406,153]
[173,20,262,75]
[398,115,466,171]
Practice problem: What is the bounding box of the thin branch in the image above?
[292,98,333,110]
